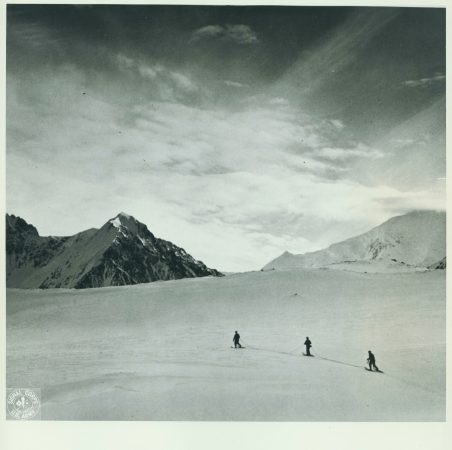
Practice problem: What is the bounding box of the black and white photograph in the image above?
[4,1,446,428]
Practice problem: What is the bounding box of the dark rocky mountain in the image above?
[6,212,222,289]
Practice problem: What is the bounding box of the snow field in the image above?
[6,268,445,420]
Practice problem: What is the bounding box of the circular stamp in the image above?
[7,388,41,420]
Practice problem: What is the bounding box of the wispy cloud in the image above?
[225,24,259,44]
[191,24,223,40]
[330,119,345,130]
[169,71,198,93]
[116,53,199,100]
[309,144,384,162]
[403,73,445,88]
[7,20,67,51]
[224,80,247,88]
[190,24,259,44]
[276,9,400,94]
[137,65,158,80]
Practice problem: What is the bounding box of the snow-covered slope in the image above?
[6,268,445,420]
[6,212,222,289]
[263,210,445,271]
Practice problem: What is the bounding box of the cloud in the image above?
[269,97,289,106]
[403,73,445,88]
[137,65,158,80]
[7,62,444,272]
[5,7,446,274]
[330,119,345,130]
[357,97,446,191]
[116,53,199,100]
[225,24,259,44]
[224,80,246,88]
[191,24,223,40]
[169,71,198,93]
[8,21,54,45]
[275,9,399,95]
[190,24,259,44]
[309,144,384,162]
[117,54,163,79]
[391,138,415,148]
[6,8,445,272]
[117,53,134,70]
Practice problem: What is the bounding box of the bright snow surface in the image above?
[6,267,445,421]
[110,217,122,228]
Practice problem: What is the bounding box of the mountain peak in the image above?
[109,212,137,229]
[263,210,445,271]
[7,212,223,289]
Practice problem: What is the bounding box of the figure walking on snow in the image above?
[304,337,312,356]
[233,331,242,348]
[367,350,379,371]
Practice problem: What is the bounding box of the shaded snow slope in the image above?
[6,213,222,289]
[263,210,445,270]
[6,268,445,421]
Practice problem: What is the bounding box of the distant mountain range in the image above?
[6,212,222,289]
[263,210,446,271]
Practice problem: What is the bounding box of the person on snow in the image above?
[233,331,242,348]
[304,337,312,356]
[367,350,379,371]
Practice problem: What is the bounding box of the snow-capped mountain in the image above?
[263,210,446,271]
[6,212,222,289]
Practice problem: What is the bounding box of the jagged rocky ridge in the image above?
[428,257,446,270]
[263,210,446,271]
[6,212,222,289]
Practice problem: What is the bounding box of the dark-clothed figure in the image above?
[367,350,379,371]
[304,337,312,356]
[233,331,242,348]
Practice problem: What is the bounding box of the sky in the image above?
[6,5,446,272]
